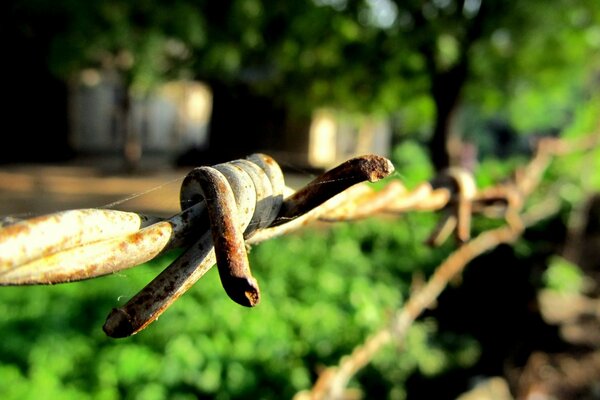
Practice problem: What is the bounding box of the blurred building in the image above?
[70,70,212,158]
[69,70,390,169]
[306,109,391,169]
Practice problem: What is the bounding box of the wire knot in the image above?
[179,153,285,307]
[103,153,394,337]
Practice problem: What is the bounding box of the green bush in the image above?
[0,203,482,399]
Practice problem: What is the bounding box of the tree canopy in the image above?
[9,0,600,166]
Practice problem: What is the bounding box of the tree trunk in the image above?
[429,62,467,172]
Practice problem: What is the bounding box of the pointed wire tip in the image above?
[223,276,261,307]
[103,308,136,338]
[361,155,395,182]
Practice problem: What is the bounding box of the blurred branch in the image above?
[295,134,598,400]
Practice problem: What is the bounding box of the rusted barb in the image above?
[272,155,394,225]
[105,154,285,336]
[190,166,260,307]
[103,230,217,338]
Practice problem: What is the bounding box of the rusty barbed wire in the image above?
[0,136,592,341]
[0,153,396,337]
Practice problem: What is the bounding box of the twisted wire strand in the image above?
[0,148,516,337]
[7,152,510,340]
[0,155,284,286]
[0,209,159,272]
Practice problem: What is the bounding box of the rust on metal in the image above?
[320,181,406,222]
[190,166,260,307]
[272,155,394,225]
[0,150,529,338]
[103,230,217,338]
[0,221,174,285]
[0,209,155,272]
[104,153,288,336]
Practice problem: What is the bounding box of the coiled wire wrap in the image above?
[0,154,285,289]
[103,154,287,337]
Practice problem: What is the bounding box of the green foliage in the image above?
[0,212,481,399]
[543,256,585,294]
[542,94,600,202]
[465,0,600,130]
[27,0,207,91]
[405,322,455,376]
[563,95,600,140]
[390,140,435,187]
[18,0,599,120]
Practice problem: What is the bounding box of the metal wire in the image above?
[0,153,400,336]
[0,142,552,338]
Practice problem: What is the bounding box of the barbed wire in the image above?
[0,154,394,336]
[0,135,596,370]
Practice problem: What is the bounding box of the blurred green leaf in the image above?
[543,256,585,294]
